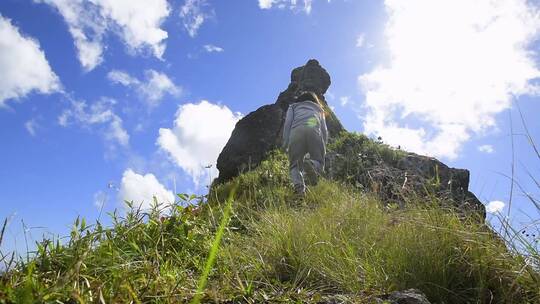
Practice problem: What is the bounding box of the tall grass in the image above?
[224,179,539,303]
[1,138,540,303]
[492,103,540,282]
[0,198,213,303]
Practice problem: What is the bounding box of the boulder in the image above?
[378,289,431,304]
[216,59,345,183]
[216,104,283,183]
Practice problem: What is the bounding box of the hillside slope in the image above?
[1,135,539,303]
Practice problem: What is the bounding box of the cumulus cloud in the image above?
[258,0,314,13]
[486,200,505,214]
[38,0,170,71]
[119,169,174,209]
[157,100,242,186]
[0,15,61,107]
[180,0,213,37]
[108,69,180,108]
[107,70,136,86]
[359,0,540,159]
[203,44,224,53]
[478,144,495,154]
[58,97,129,146]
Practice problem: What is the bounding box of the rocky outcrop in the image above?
[215,59,484,219]
[216,59,345,183]
[325,149,485,219]
[395,153,485,218]
[216,104,283,183]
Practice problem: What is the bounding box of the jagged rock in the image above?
[393,153,484,218]
[290,59,331,95]
[377,289,431,304]
[216,59,345,183]
[216,104,283,183]
[325,148,485,219]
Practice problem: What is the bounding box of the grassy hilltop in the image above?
[1,133,539,303]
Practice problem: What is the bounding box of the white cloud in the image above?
[94,0,169,56]
[140,70,181,106]
[180,0,213,37]
[38,0,170,71]
[58,97,129,146]
[356,33,365,48]
[203,44,224,53]
[258,0,274,9]
[0,15,61,107]
[258,0,314,13]
[478,144,495,154]
[340,96,350,107]
[157,100,242,186]
[108,69,180,108]
[486,200,505,214]
[119,169,174,209]
[25,119,38,136]
[359,0,540,160]
[107,70,137,86]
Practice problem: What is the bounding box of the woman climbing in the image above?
[282,91,328,196]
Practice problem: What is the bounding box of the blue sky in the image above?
[1,0,539,256]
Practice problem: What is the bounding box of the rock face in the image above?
[395,153,485,218]
[325,149,485,219]
[216,59,345,183]
[216,104,283,183]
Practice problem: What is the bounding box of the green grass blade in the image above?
[191,186,236,304]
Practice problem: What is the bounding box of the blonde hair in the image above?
[296,91,326,115]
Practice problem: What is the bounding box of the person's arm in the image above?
[282,106,294,150]
[320,112,328,145]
